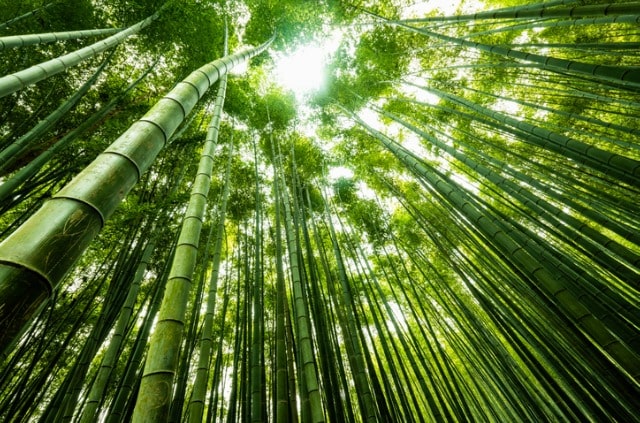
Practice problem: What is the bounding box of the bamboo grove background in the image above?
[0,0,639,422]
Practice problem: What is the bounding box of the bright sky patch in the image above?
[328,166,354,181]
[273,31,342,97]
[274,45,325,94]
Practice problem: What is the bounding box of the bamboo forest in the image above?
[0,0,639,421]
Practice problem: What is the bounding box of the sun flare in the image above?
[274,46,325,94]
[273,32,342,97]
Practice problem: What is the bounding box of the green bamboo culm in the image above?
[341,105,640,383]
[0,27,121,50]
[404,81,640,186]
[460,15,640,40]
[185,21,231,423]
[268,130,291,423]
[132,36,274,423]
[364,10,640,91]
[186,134,233,423]
[398,2,640,23]
[0,1,58,31]
[377,98,640,280]
[0,50,115,175]
[321,190,379,422]
[78,236,157,423]
[0,35,274,359]
[0,7,163,99]
[277,154,326,423]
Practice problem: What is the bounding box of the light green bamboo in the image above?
[399,2,640,23]
[250,135,266,423]
[224,248,244,423]
[298,188,348,422]
[187,31,234,423]
[448,83,640,145]
[186,78,231,423]
[132,37,273,423]
[377,101,640,276]
[0,36,273,358]
[380,163,639,419]
[77,238,156,423]
[0,1,58,31]
[505,41,640,52]
[344,105,640,382]
[375,103,640,341]
[411,82,640,185]
[0,8,162,98]
[0,50,114,174]
[277,154,325,423]
[319,190,378,422]
[0,27,121,50]
[461,14,640,39]
[268,133,291,423]
[105,251,171,423]
[370,12,640,90]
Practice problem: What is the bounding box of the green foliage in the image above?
[244,0,340,50]
[318,25,414,110]
[142,1,227,70]
[333,176,356,203]
[226,155,260,221]
[286,132,324,182]
[225,77,297,130]
[261,89,297,129]
[0,0,100,33]
[224,77,256,122]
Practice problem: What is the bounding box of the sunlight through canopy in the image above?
[273,32,341,96]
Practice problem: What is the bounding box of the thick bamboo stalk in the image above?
[186,89,232,423]
[132,37,273,423]
[187,25,232,421]
[0,36,274,358]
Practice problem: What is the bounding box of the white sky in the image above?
[329,166,354,181]
[273,31,343,98]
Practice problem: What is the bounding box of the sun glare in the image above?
[273,32,342,97]
[275,46,325,93]
[329,166,354,181]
